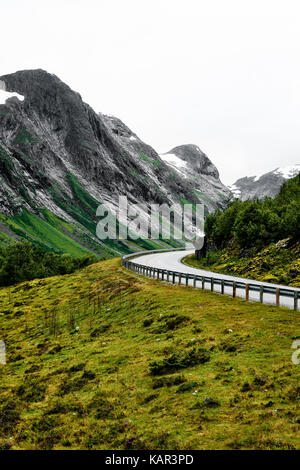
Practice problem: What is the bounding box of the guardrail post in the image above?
[162,270,164,281]
[221,280,224,295]
[276,288,280,307]
[172,272,175,284]
[167,271,170,282]
[260,286,264,303]
[211,278,214,292]
[202,277,205,290]
[186,274,189,287]
[178,274,182,285]
[233,281,236,298]
[193,276,196,288]
[294,292,298,311]
[245,284,249,301]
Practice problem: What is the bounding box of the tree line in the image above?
[205,173,300,250]
[0,242,98,287]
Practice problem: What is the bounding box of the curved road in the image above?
[133,249,300,310]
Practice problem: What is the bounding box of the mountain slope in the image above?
[160,145,231,212]
[0,69,211,256]
[229,164,300,200]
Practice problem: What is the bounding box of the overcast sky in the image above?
[1,0,300,185]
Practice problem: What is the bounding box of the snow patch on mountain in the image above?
[231,164,300,201]
[274,164,300,179]
[0,80,24,104]
[160,152,189,170]
[228,183,241,198]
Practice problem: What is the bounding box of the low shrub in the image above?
[149,348,210,375]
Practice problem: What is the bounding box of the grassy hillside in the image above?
[184,239,300,287]
[0,172,183,258]
[0,209,116,259]
[0,258,299,450]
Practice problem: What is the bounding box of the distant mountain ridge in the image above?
[229,164,300,200]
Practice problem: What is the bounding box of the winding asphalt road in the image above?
[133,249,300,310]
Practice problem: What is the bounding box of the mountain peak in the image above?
[161,144,219,179]
[0,69,81,112]
[1,69,63,92]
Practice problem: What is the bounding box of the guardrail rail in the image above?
[122,249,300,311]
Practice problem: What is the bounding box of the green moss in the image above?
[14,129,38,146]
[139,152,151,163]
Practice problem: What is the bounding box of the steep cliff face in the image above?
[160,144,232,212]
[0,69,217,255]
[229,165,300,201]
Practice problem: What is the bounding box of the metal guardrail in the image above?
[122,249,300,311]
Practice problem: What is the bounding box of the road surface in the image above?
[132,249,300,310]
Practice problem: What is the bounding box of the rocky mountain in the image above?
[160,144,231,212]
[0,69,229,257]
[229,164,300,201]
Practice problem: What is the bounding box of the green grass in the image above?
[0,228,15,247]
[0,258,299,450]
[194,190,214,205]
[6,211,93,257]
